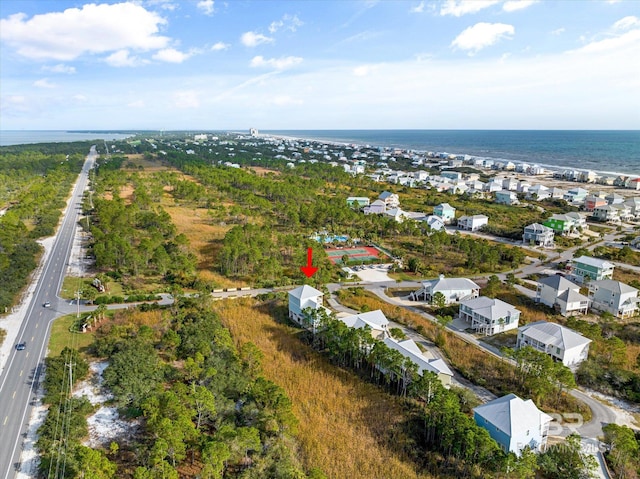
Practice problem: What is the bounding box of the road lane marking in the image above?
[3,416,7,426]
[12,391,16,399]
[31,336,34,341]
[25,352,29,358]
[35,323,39,328]
[19,370,23,377]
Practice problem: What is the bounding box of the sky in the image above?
[1,0,639,131]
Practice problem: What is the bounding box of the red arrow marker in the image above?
[300,247,318,278]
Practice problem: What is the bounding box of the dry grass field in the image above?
[214,298,436,479]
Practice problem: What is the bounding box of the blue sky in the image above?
[1,0,639,130]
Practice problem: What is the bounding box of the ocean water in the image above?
[263,130,640,176]
[0,130,132,146]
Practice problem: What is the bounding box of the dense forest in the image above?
[0,144,86,311]
[39,300,317,479]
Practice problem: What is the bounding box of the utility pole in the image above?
[75,288,81,318]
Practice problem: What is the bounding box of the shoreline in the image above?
[258,131,639,179]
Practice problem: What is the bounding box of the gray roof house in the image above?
[459,296,520,335]
[523,223,555,247]
[338,310,390,339]
[588,280,639,319]
[409,275,480,304]
[383,337,454,387]
[516,321,591,368]
[536,275,590,316]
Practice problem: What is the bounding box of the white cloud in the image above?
[568,16,640,55]
[410,2,425,13]
[197,0,215,16]
[613,16,640,31]
[152,48,192,63]
[268,14,303,34]
[570,29,640,54]
[502,0,538,12]
[440,0,499,17]
[211,42,230,51]
[551,27,565,36]
[127,100,145,108]
[173,90,200,108]
[42,64,76,74]
[34,78,56,88]
[250,55,303,70]
[240,31,274,47]
[105,49,140,67]
[73,94,87,102]
[451,22,515,54]
[0,3,170,61]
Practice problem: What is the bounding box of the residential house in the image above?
[605,192,625,205]
[516,321,592,368]
[626,177,640,190]
[527,184,550,201]
[485,180,504,193]
[409,275,480,304]
[457,214,489,231]
[530,165,546,175]
[535,275,590,316]
[441,170,463,181]
[433,203,457,224]
[548,187,566,199]
[379,191,400,208]
[612,203,633,222]
[459,296,520,335]
[383,337,454,387]
[364,199,386,215]
[495,190,519,205]
[624,197,640,219]
[588,280,639,319]
[584,195,607,212]
[422,215,446,231]
[592,204,620,223]
[338,310,389,339]
[543,213,586,236]
[474,393,553,455]
[579,170,598,183]
[517,181,531,193]
[570,255,615,283]
[565,212,588,231]
[346,197,370,208]
[288,285,327,329]
[503,177,519,191]
[523,223,555,247]
[563,187,589,205]
[384,207,410,223]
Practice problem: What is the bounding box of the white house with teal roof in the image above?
[516,321,591,368]
[474,394,552,455]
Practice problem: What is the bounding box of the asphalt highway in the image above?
[0,146,96,478]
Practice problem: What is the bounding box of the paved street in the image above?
[0,147,96,479]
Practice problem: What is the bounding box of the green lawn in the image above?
[48,314,95,357]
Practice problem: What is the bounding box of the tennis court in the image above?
[325,246,382,264]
